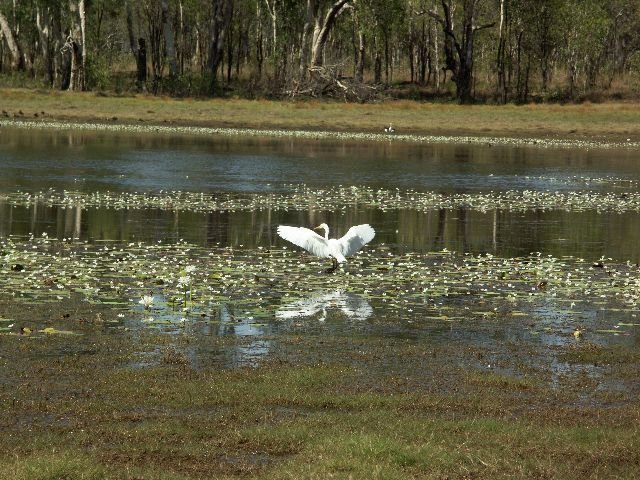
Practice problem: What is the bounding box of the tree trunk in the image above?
[125,1,146,91]
[78,0,87,91]
[161,0,178,77]
[255,0,263,79]
[208,0,233,95]
[373,36,382,83]
[310,0,351,71]
[264,0,277,56]
[64,0,85,91]
[125,1,137,58]
[495,0,507,103]
[433,12,439,89]
[299,0,316,82]
[226,4,233,84]
[429,0,494,103]
[0,10,24,70]
[137,38,148,90]
[146,3,163,92]
[36,6,54,85]
[418,19,427,84]
[355,29,365,83]
[383,29,390,83]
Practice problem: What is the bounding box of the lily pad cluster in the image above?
[1,236,638,335]
[3,185,640,214]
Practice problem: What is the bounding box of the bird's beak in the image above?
[313,225,322,231]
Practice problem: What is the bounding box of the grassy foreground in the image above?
[0,298,639,479]
[2,88,640,142]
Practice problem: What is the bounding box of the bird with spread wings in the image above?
[277,223,375,272]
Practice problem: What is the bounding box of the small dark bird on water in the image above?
[384,123,395,133]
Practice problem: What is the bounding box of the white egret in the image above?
[277,223,375,272]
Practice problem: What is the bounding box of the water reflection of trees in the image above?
[1,200,640,262]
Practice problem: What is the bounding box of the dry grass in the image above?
[2,88,640,142]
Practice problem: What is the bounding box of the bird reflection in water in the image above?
[276,290,373,322]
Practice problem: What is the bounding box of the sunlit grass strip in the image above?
[3,186,640,214]
[1,118,639,149]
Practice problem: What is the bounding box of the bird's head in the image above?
[313,223,330,238]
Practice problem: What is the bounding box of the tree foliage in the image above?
[0,0,638,102]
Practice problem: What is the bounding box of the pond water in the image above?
[1,126,639,386]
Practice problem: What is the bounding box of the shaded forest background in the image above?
[0,0,639,103]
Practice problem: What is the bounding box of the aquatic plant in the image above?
[1,235,638,339]
[4,185,640,215]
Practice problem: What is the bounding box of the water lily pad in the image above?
[41,327,78,335]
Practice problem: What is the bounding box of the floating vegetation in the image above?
[2,118,639,150]
[3,185,640,214]
[1,235,638,338]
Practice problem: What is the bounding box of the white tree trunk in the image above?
[78,0,87,90]
[299,0,315,81]
[310,0,351,69]
[264,0,277,56]
[0,10,24,70]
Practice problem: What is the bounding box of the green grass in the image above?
[2,87,640,141]
[0,452,108,480]
[0,326,639,479]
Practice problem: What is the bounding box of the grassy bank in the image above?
[2,88,640,142]
[1,315,638,480]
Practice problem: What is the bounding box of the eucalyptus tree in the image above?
[161,0,178,77]
[602,0,640,83]
[35,1,58,86]
[359,0,405,84]
[529,0,562,93]
[428,0,496,102]
[495,0,506,102]
[207,0,233,94]
[0,8,24,70]
[125,0,147,90]
[407,0,441,86]
[559,0,610,96]
[298,0,353,87]
[57,0,88,91]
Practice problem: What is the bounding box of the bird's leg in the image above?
[324,256,338,274]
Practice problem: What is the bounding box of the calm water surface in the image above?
[2,127,640,193]
[2,127,639,260]
[1,127,639,380]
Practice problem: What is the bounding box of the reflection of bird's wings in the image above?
[277,226,330,258]
[339,293,374,320]
[276,290,372,321]
[338,224,375,257]
[276,290,343,320]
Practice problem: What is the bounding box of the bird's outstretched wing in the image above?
[277,225,330,258]
[338,224,375,257]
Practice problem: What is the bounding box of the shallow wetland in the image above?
[0,122,639,479]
